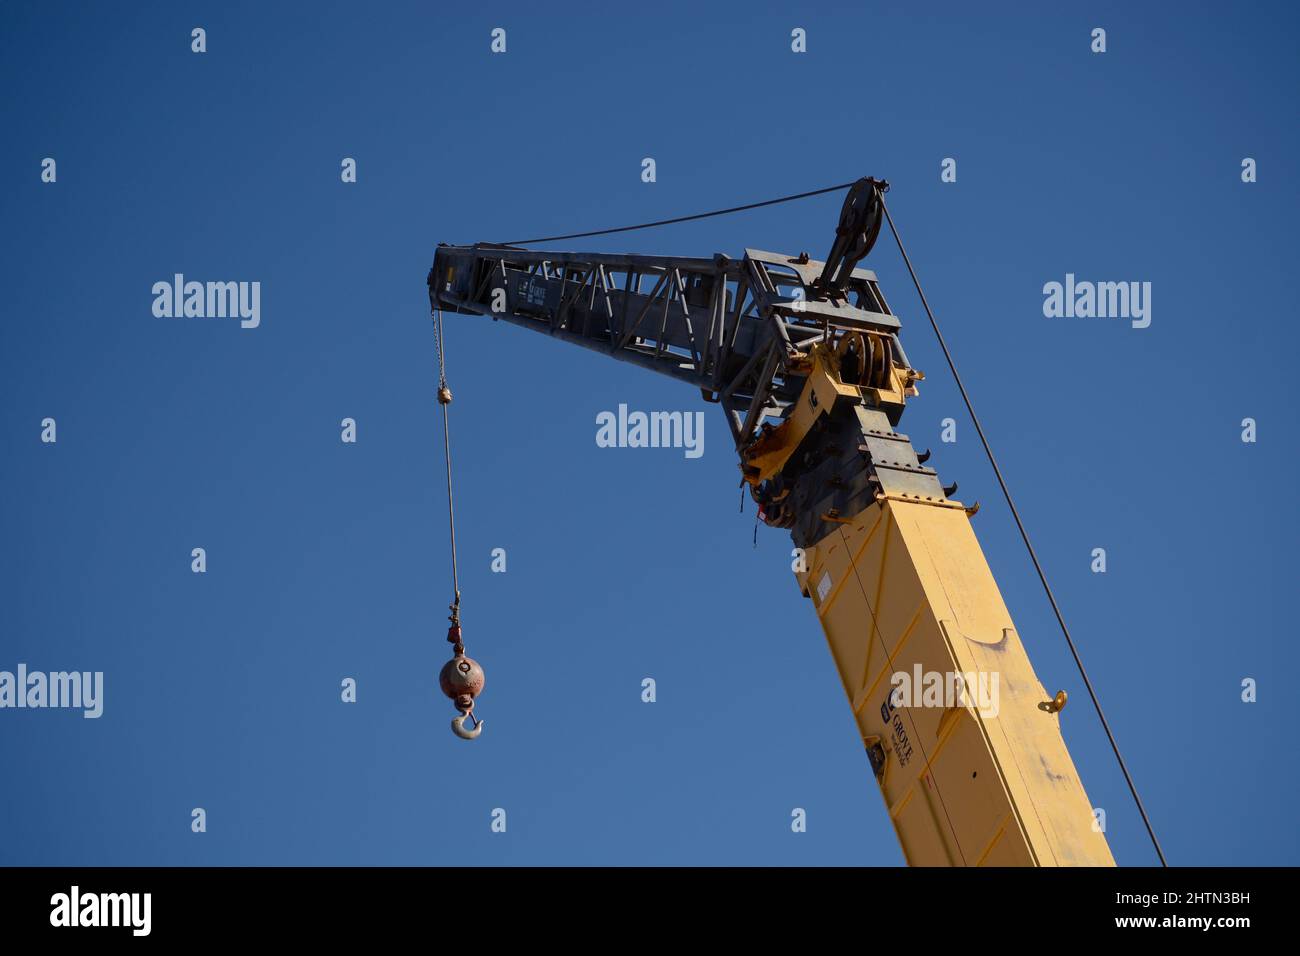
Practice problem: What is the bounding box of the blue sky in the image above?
[1,1,1297,865]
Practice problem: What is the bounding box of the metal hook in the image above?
[1038,690,1068,714]
[451,711,483,740]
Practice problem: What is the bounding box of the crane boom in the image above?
[428,181,1116,866]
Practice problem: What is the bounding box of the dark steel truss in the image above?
[428,243,910,449]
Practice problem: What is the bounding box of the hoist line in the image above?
[433,308,461,608]
[499,181,858,245]
[875,188,1167,867]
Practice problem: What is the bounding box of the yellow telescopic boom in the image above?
[790,374,1113,864]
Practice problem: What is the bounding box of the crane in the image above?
[427,178,1117,866]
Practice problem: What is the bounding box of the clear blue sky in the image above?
[1,1,1297,866]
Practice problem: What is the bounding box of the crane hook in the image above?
[451,710,483,740]
[440,618,486,740]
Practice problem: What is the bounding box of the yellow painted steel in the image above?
[743,349,858,482]
[796,496,1116,866]
[742,337,916,485]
